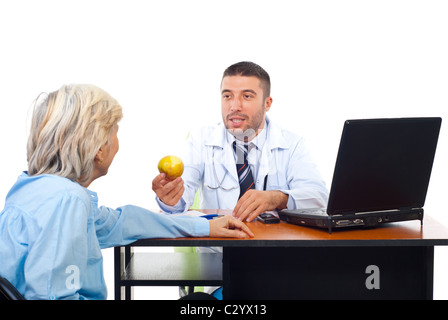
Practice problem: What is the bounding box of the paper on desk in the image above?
[171,210,206,217]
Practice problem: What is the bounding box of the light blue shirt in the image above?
[0,172,209,300]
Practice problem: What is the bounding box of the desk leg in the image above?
[114,246,134,300]
[114,246,124,300]
[222,246,434,300]
[124,246,134,300]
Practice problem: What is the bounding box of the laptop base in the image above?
[278,208,424,234]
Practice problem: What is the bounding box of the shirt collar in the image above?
[224,120,267,150]
[206,116,288,150]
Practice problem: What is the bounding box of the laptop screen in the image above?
[327,117,441,215]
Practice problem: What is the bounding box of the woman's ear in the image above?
[95,146,104,164]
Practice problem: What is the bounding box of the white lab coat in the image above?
[158,117,329,213]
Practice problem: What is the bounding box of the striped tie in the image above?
[234,142,255,199]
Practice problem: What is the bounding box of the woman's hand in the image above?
[209,215,254,238]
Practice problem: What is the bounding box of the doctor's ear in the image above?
[265,97,273,111]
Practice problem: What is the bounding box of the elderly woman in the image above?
[0,84,253,300]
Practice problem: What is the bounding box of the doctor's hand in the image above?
[232,190,288,222]
[152,173,184,206]
[209,215,254,238]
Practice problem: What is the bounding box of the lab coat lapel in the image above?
[257,144,271,189]
[256,118,289,188]
[205,123,239,185]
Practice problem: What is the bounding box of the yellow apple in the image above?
[158,155,184,180]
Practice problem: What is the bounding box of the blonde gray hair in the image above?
[27,84,123,185]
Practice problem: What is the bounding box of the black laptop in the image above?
[279,117,442,233]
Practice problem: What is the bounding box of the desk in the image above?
[114,210,448,300]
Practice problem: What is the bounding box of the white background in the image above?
[0,0,447,299]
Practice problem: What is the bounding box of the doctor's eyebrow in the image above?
[221,89,257,95]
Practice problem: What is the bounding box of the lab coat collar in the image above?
[204,116,290,188]
[204,116,289,151]
[266,117,289,150]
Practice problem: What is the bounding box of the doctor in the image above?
[152,61,328,222]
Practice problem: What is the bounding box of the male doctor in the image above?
[152,61,328,222]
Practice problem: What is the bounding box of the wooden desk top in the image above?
[132,209,448,247]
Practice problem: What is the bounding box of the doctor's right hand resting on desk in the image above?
[152,173,184,206]
[209,215,254,238]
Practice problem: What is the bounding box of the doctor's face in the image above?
[221,75,272,142]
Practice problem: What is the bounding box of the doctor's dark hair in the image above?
[222,61,271,99]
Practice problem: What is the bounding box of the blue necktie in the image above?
[234,142,255,199]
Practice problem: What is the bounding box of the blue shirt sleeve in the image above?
[94,204,210,248]
[0,206,30,296]
[155,196,187,213]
